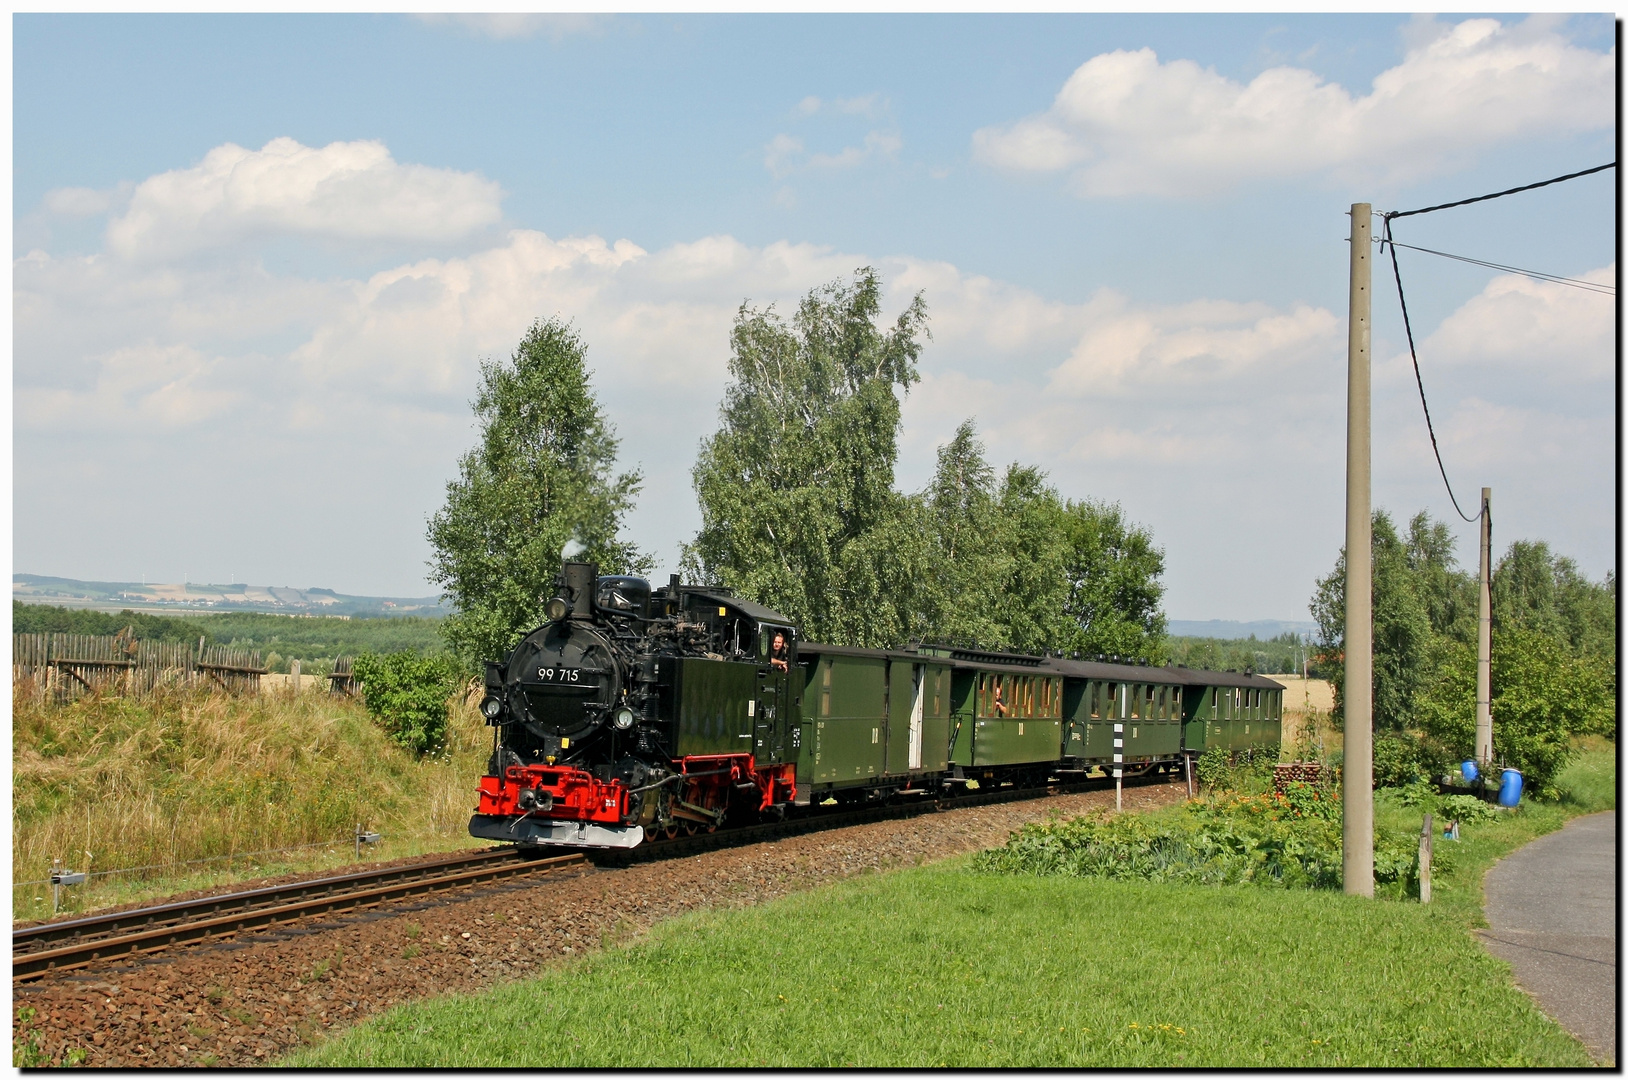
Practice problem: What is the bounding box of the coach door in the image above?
[908,665,925,770]
[884,659,917,777]
[755,625,794,764]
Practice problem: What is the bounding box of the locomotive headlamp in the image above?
[480,696,504,721]
[545,596,570,621]
[613,706,636,730]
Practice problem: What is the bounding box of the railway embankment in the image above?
[11,684,493,925]
[11,780,1185,1067]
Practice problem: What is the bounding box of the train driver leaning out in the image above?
[769,630,789,673]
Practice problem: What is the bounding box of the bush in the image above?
[1194,747,1231,789]
[1414,629,1603,798]
[1372,730,1452,788]
[352,652,462,755]
[1437,794,1499,825]
[1193,746,1282,795]
[975,794,1432,891]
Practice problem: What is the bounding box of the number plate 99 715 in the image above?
[537,667,588,683]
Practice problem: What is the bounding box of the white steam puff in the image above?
[561,537,587,560]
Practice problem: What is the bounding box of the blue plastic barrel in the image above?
[1499,768,1524,808]
[1461,760,1480,783]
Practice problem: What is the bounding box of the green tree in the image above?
[684,267,929,647]
[1495,540,1617,668]
[915,422,1166,659]
[1404,511,1477,644]
[988,464,1073,655]
[918,419,1009,648]
[1414,628,1608,797]
[428,319,646,669]
[1311,509,1434,730]
[1057,498,1168,662]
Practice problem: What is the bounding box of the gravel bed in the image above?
[14,846,503,931]
[13,780,1183,1067]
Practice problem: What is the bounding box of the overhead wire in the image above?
[1386,162,1616,219]
[1376,162,1618,524]
[1382,240,1615,295]
[1378,215,1481,523]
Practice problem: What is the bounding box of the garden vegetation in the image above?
[1311,511,1614,796]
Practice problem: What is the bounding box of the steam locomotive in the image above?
[469,561,1285,850]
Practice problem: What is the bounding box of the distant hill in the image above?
[1167,619,1316,641]
[13,574,449,618]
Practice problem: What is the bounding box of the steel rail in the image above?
[13,849,585,981]
[14,768,1177,980]
[601,767,1175,863]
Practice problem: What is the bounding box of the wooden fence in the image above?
[12,632,266,703]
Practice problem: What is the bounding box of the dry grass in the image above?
[12,683,492,921]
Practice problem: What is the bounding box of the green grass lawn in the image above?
[287,746,1613,1069]
[284,864,1588,1068]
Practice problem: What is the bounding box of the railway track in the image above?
[13,769,1177,982]
[12,847,586,981]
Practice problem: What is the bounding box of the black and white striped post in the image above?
[1113,693,1124,813]
[1113,723,1123,811]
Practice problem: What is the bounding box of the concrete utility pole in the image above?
[1476,487,1493,765]
[1343,203,1375,899]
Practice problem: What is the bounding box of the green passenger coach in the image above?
[795,644,954,802]
[796,644,1285,802]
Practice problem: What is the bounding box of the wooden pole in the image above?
[1419,812,1434,904]
[1343,202,1375,898]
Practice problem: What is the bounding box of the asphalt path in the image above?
[1479,811,1616,1065]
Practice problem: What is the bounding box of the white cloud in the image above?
[1408,263,1615,382]
[44,186,117,217]
[973,16,1614,196]
[763,134,805,180]
[765,130,902,177]
[413,14,606,41]
[17,343,243,432]
[1047,294,1339,396]
[810,131,902,170]
[793,93,882,117]
[15,137,1614,608]
[106,137,504,259]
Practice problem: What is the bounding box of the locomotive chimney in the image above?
[562,561,598,619]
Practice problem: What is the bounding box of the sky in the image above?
[11,13,1618,622]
